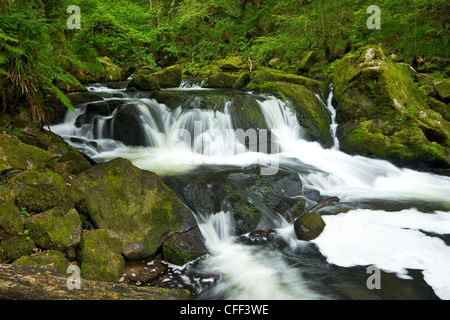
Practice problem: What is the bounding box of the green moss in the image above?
[203,72,241,88]
[78,229,125,283]
[128,74,160,91]
[71,158,188,259]
[16,170,70,213]
[0,237,36,263]
[0,134,52,173]
[433,79,450,100]
[333,46,450,169]
[0,201,23,241]
[24,207,81,251]
[12,250,70,273]
[294,212,326,241]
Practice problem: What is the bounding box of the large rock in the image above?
[128,64,182,90]
[0,201,23,242]
[15,170,71,213]
[24,207,81,251]
[71,158,191,259]
[164,166,307,236]
[12,250,70,273]
[78,229,125,282]
[333,46,450,169]
[0,134,52,173]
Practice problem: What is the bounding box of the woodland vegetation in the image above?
[1,0,448,124]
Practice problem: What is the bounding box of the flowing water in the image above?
[51,81,450,300]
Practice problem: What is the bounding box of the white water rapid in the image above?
[51,83,450,300]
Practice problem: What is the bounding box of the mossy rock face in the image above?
[0,237,36,263]
[203,72,241,88]
[0,134,52,173]
[24,207,81,251]
[98,56,124,82]
[433,79,450,101]
[333,45,450,169]
[12,250,70,273]
[162,230,207,266]
[0,201,23,242]
[128,74,160,91]
[294,212,326,241]
[0,120,89,175]
[15,170,71,213]
[71,158,190,259]
[217,56,244,72]
[128,64,182,90]
[78,229,125,282]
[247,67,329,94]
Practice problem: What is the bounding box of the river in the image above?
[51,81,450,300]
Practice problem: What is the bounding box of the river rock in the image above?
[14,170,71,213]
[0,237,36,263]
[333,45,450,169]
[0,134,52,173]
[203,72,242,88]
[12,250,70,273]
[24,207,81,252]
[0,201,23,242]
[78,229,125,282]
[293,212,326,241]
[70,158,191,259]
[128,64,182,90]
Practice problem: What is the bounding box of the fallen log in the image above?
[0,264,190,300]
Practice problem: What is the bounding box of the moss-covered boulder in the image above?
[162,230,207,266]
[0,237,36,263]
[333,46,450,169]
[24,207,81,251]
[247,67,329,93]
[78,229,125,282]
[128,64,182,91]
[293,212,326,241]
[217,56,245,72]
[127,74,160,91]
[203,72,242,89]
[0,134,52,173]
[71,158,190,259]
[12,250,70,273]
[0,201,23,242]
[434,79,450,101]
[98,57,124,82]
[15,170,71,213]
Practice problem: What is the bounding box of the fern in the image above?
[47,82,76,114]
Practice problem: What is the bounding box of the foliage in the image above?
[0,1,76,124]
[0,0,448,124]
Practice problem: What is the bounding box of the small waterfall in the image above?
[315,85,339,150]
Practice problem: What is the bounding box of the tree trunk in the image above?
[0,264,190,300]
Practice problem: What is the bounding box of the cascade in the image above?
[51,82,450,300]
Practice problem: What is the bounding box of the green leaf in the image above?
[47,83,77,114]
